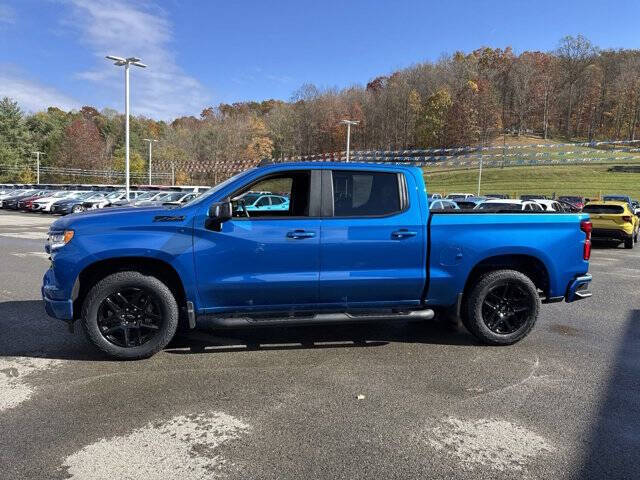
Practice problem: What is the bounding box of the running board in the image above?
[200,309,435,328]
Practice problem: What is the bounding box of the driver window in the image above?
[231,170,311,218]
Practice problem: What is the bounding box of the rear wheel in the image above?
[72,204,84,213]
[81,271,179,360]
[461,269,540,345]
[625,236,634,249]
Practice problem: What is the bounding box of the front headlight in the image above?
[47,230,74,251]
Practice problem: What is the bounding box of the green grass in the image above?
[424,162,640,199]
[420,134,640,198]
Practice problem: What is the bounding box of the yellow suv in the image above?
[583,201,639,249]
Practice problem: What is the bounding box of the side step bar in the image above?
[200,309,435,329]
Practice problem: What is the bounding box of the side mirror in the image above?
[206,200,232,231]
[208,201,232,220]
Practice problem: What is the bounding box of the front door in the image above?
[194,169,321,313]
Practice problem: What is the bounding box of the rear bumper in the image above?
[592,228,632,241]
[565,274,592,302]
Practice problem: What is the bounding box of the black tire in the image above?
[461,269,540,346]
[81,271,179,360]
[634,231,638,244]
[72,204,83,213]
[624,236,634,249]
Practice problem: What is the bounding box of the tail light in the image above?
[622,215,633,223]
[581,219,592,260]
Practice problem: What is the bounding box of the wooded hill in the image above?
[2,35,640,183]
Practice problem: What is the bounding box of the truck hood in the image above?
[50,206,186,232]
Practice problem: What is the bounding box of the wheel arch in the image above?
[73,257,187,322]
[462,254,550,299]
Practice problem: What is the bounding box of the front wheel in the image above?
[624,236,634,249]
[81,271,179,360]
[461,269,540,345]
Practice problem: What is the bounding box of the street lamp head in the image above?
[340,119,360,126]
[106,55,126,63]
[142,138,158,143]
[106,55,146,68]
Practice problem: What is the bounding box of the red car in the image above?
[16,192,52,210]
[558,195,585,211]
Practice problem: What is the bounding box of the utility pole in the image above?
[142,138,158,185]
[340,119,359,162]
[32,151,45,184]
[106,55,147,199]
[171,163,175,186]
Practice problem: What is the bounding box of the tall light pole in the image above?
[142,138,158,185]
[106,55,147,199]
[32,151,45,184]
[340,119,359,162]
[477,157,483,196]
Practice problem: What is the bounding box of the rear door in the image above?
[318,169,426,309]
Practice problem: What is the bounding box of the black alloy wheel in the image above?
[462,269,540,346]
[96,288,163,348]
[480,281,534,335]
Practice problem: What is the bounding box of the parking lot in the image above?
[0,209,638,479]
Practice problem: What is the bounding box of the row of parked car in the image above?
[429,192,640,249]
[0,183,210,215]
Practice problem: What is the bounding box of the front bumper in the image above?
[565,274,592,302]
[41,269,74,320]
[50,205,72,215]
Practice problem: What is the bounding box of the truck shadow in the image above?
[0,300,478,361]
[166,318,478,355]
[577,309,640,479]
[0,300,102,361]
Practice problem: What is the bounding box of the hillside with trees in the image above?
[2,35,640,184]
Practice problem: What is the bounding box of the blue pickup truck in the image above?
[42,162,593,360]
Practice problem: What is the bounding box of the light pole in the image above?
[106,55,147,199]
[340,119,359,162]
[142,138,158,185]
[477,157,483,196]
[32,151,45,184]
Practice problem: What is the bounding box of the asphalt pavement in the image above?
[0,210,638,480]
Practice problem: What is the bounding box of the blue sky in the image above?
[1,0,639,119]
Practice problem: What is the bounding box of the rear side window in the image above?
[583,204,624,214]
[332,170,401,217]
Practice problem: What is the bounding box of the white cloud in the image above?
[0,67,80,113]
[66,0,210,120]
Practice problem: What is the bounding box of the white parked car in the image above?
[31,190,87,212]
[532,199,565,212]
[445,192,475,200]
[474,199,544,211]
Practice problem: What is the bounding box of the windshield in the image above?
[86,193,105,201]
[106,191,124,200]
[135,191,162,201]
[240,193,260,204]
[583,204,625,214]
[560,196,582,202]
[476,202,522,210]
[161,192,186,202]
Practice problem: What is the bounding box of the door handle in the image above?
[391,229,417,239]
[287,230,316,239]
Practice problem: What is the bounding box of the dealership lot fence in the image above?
[2,139,640,185]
